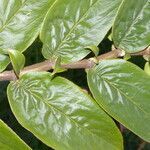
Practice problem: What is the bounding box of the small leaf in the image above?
[52,57,67,75]
[123,53,131,60]
[0,54,9,72]
[87,59,150,142]
[8,50,25,76]
[144,62,150,76]
[112,0,150,52]
[108,33,112,41]
[7,72,123,150]
[0,119,31,150]
[85,45,99,57]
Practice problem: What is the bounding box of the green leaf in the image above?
[0,54,9,72]
[0,119,31,150]
[123,53,131,60]
[85,45,99,57]
[108,33,112,41]
[112,0,150,53]
[8,50,25,76]
[40,0,122,63]
[144,62,150,76]
[0,0,54,54]
[52,57,67,75]
[87,59,150,142]
[7,72,123,150]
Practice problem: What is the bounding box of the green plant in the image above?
[0,0,150,149]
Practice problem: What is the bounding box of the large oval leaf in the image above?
[0,119,31,150]
[112,0,150,52]
[87,59,150,142]
[40,0,122,63]
[7,72,123,150]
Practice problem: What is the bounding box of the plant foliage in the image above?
[0,0,150,149]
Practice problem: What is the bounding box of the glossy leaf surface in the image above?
[0,0,54,54]
[113,0,150,52]
[0,54,9,72]
[40,0,122,63]
[7,72,123,150]
[87,59,150,142]
[8,50,25,75]
[0,119,31,150]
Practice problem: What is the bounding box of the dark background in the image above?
[0,37,150,150]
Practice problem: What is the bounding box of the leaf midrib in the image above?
[44,0,99,57]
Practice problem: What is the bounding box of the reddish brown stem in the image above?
[0,48,149,81]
